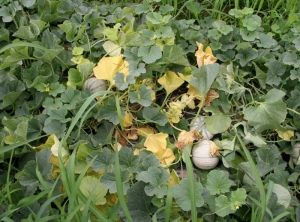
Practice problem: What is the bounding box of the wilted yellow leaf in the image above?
[137,126,156,137]
[144,133,168,153]
[205,90,219,106]
[277,129,294,141]
[178,73,191,82]
[175,130,202,149]
[210,141,220,156]
[168,169,180,186]
[187,84,202,100]
[51,135,68,158]
[155,147,176,165]
[165,101,185,123]
[158,71,185,95]
[122,111,133,127]
[195,42,217,67]
[93,56,129,85]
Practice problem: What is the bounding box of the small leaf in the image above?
[80,176,108,205]
[138,45,162,64]
[158,71,185,96]
[230,188,247,210]
[236,46,258,67]
[215,195,235,216]
[243,89,287,132]
[190,63,220,97]
[126,181,157,222]
[173,178,204,211]
[88,148,115,172]
[206,170,232,195]
[142,107,168,126]
[100,171,130,194]
[129,85,154,107]
[136,166,170,198]
[119,147,139,173]
[273,184,291,208]
[206,114,231,134]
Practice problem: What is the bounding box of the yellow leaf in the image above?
[122,111,133,127]
[158,71,185,95]
[205,89,219,106]
[277,129,294,141]
[93,56,129,85]
[210,141,220,156]
[165,101,184,123]
[144,133,168,153]
[187,84,202,100]
[137,126,156,137]
[168,169,180,186]
[155,147,176,165]
[195,42,217,67]
[175,130,202,150]
[51,135,68,158]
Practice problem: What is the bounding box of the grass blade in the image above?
[183,146,197,222]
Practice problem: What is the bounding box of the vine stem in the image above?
[287,107,300,116]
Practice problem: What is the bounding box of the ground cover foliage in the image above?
[0,0,300,221]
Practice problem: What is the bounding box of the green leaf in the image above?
[136,166,170,198]
[138,45,162,64]
[19,149,53,190]
[79,176,108,205]
[229,9,243,18]
[67,68,83,88]
[21,0,36,8]
[190,63,220,97]
[240,28,259,41]
[43,119,66,138]
[283,52,300,68]
[129,85,153,107]
[215,195,235,217]
[257,33,277,48]
[243,89,287,132]
[272,183,291,208]
[48,82,65,97]
[136,150,160,173]
[126,181,157,222]
[100,170,130,194]
[91,121,114,147]
[135,2,152,14]
[13,26,35,40]
[242,16,261,31]
[119,147,139,173]
[161,45,190,66]
[230,188,247,210]
[256,146,281,176]
[0,80,26,109]
[205,114,231,134]
[206,170,232,195]
[236,46,258,67]
[254,63,267,89]
[142,107,168,126]
[128,61,146,77]
[98,98,124,125]
[0,46,31,70]
[47,107,70,123]
[293,37,300,51]
[114,73,129,90]
[2,116,28,144]
[173,178,204,211]
[146,12,163,24]
[290,69,300,82]
[88,148,115,172]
